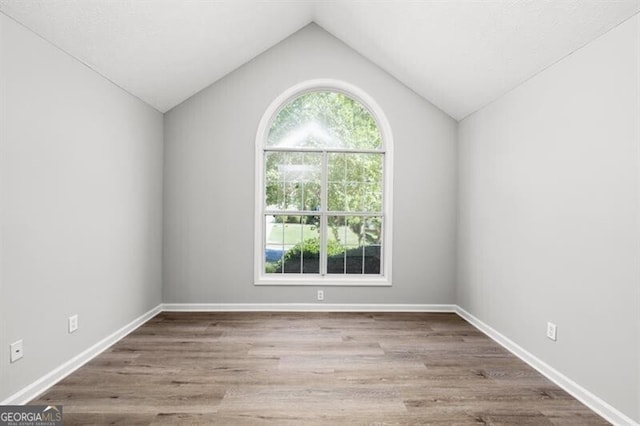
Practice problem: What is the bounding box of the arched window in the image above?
[255,80,393,286]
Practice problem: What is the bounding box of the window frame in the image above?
[254,79,393,286]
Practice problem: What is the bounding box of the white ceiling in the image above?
[1,1,639,120]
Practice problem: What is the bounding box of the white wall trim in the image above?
[0,304,163,406]
[162,303,455,312]
[455,306,639,426]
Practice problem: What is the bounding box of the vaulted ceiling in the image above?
[1,1,638,120]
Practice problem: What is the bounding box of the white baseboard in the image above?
[455,306,638,426]
[0,304,163,406]
[161,303,456,312]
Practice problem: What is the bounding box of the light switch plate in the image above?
[69,314,79,333]
[546,322,557,341]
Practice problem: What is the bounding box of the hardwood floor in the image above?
[31,312,608,425]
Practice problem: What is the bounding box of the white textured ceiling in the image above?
[1,1,639,119]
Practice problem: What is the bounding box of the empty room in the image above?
[1,0,639,424]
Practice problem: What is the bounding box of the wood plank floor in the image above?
[31,312,609,425]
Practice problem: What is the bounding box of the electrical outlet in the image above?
[10,340,23,363]
[317,290,324,301]
[69,314,79,333]
[546,322,557,341]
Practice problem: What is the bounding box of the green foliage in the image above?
[266,237,344,274]
[284,237,344,260]
[267,91,382,149]
[267,242,382,275]
[327,216,382,247]
[264,262,280,274]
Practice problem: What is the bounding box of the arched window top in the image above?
[266,91,383,150]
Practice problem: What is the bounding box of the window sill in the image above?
[254,275,392,287]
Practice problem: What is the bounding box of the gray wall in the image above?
[0,14,163,401]
[163,24,458,304]
[457,14,639,422]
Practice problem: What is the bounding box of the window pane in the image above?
[326,216,346,274]
[326,216,382,275]
[363,217,382,274]
[265,152,321,211]
[345,245,363,274]
[264,215,320,274]
[327,153,383,212]
[327,181,345,211]
[301,221,320,273]
[264,215,285,274]
[267,92,382,150]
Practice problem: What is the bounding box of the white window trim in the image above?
[254,79,393,286]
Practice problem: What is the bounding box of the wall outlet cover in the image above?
[10,340,23,363]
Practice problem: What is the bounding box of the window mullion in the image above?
[320,150,328,276]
